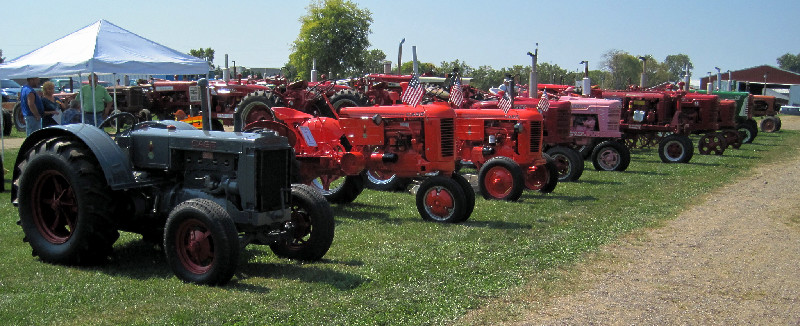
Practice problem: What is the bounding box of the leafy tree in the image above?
[664,54,693,82]
[289,0,372,80]
[400,61,437,75]
[602,49,644,89]
[346,49,386,76]
[777,53,800,73]
[0,49,4,63]
[188,47,215,67]
[438,60,474,77]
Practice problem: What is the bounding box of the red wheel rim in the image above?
[551,154,570,178]
[525,166,547,190]
[423,186,455,219]
[483,166,514,199]
[175,219,215,274]
[31,171,77,244]
[597,149,620,170]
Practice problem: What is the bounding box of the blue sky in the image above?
[3,0,799,82]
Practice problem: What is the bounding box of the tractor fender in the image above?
[12,124,136,203]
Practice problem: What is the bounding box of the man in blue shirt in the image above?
[20,77,43,136]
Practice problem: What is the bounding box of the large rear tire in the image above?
[238,91,280,126]
[546,146,584,182]
[2,109,11,136]
[329,89,371,114]
[478,156,524,201]
[591,140,631,171]
[760,116,779,133]
[311,174,365,204]
[164,199,240,286]
[16,137,119,265]
[364,170,412,192]
[13,102,25,131]
[270,184,335,261]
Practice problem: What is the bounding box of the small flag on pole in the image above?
[402,73,425,107]
[537,90,550,113]
[450,77,464,107]
[498,91,513,114]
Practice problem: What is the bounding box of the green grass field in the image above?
[0,128,796,325]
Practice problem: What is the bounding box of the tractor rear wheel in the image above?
[238,91,280,126]
[311,174,365,204]
[2,109,11,136]
[329,89,371,115]
[16,137,119,265]
[270,184,335,261]
[13,102,25,131]
[450,172,475,222]
[697,132,727,155]
[591,140,631,171]
[478,156,524,201]
[164,199,239,286]
[737,120,758,144]
[546,146,584,182]
[760,116,779,133]
[365,170,411,192]
[658,134,693,163]
[416,176,468,223]
[524,154,559,193]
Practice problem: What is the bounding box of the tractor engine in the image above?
[338,101,456,178]
[120,123,294,232]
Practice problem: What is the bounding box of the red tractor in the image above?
[601,90,732,163]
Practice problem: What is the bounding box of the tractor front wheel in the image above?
[697,132,727,155]
[524,154,559,193]
[270,184,335,261]
[760,116,779,133]
[591,140,631,171]
[416,176,468,223]
[658,134,694,163]
[16,137,119,265]
[478,156,524,201]
[450,173,475,222]
[737,120,758,144]
[164,199,240,286]
[546,146,584,182]
[721,129,743,149]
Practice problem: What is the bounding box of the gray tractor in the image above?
[11,79,334,286]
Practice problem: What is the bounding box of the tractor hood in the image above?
[338,101,455,119]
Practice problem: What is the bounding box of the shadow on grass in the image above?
[570,179,625,185]
[519,193,598,203]
[461,219,532,230]
[331,202,404,223]
[619,170,669,176]
[688,161,722,167]
[232,260,369,291]
[93,238,367,291]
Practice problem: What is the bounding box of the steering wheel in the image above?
[98,112,139,137]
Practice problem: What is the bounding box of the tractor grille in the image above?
[440,118,455,157]
[530,121,542,153]
[608,106,621,131]
[255,148,292,212]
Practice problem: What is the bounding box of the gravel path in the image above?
[515,116,800,325]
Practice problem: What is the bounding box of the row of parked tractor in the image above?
[9,56,782,285]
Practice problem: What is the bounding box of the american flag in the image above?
[402,73,425,107]
[537,90,550,113]
[498,90,513,114]
[450,77,464,107]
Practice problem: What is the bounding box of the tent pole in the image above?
[79,73,84,124]
[113,72,118,113]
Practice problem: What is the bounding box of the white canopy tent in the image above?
[0,19,210,175]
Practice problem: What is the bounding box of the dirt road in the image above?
[514,117,800,325]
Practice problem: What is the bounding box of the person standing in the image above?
[79,73,112,126]
[20,77,44,136]
[41,81,66,127]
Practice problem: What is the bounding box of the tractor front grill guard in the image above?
[530,121,543,153]
[440,118,455,157]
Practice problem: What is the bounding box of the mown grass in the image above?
[0,126,796,326]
